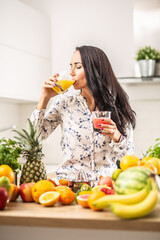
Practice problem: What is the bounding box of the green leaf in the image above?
[144,138,160,159]
[0,137,21,171]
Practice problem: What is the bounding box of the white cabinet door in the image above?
[0,0,51,102]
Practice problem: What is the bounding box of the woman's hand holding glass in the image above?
[92,111,121,143]
[42,73,60,99]
[98,118,121,142]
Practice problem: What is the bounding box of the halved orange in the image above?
[39,191,60,207]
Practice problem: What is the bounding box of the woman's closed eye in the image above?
[76,65,82,69]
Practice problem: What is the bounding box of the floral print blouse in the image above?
[31,91,134,180]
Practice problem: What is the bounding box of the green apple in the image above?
[0,176,11,192]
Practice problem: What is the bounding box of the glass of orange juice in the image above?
[52,70,74,94]
[92,111,111,132]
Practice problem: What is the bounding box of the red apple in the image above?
[19,182,35,202]
[97,176,113,188]
[0,187,8,210]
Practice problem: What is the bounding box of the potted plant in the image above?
[0,138,22,184]
[136,46,160,77]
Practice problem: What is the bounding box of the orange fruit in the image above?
[88,191,106,211]
[59,178,69,186]
[143,163,157,174]
[56,186,75,205]
[39,191,60,207]
[0,165,14,183]
[9,184,19,202]
[147,158,160,175]
[120,155,140,171]
[31,180,56,203]
[138,157,152,166]
[77,194,90,208]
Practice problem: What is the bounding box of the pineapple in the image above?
[13,119,47,184]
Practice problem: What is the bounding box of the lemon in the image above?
[120,155,140,171]
[39,191,60,207]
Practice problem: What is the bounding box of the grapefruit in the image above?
[77,194,90,208]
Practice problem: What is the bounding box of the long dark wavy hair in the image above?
[76,45,136,137]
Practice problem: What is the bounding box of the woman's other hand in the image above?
[98,119,121,142]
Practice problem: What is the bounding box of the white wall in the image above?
[50,0,134,77]
[20,0,135,76]
[0,0,51,102]
[133,1,160,76]
[0,101,20,139]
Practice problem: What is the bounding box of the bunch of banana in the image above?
[93,178,159,219]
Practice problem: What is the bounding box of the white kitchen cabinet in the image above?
[0,0,51,102]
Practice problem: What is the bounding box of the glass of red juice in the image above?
[92,111,111,132]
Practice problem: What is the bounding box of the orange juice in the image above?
[53,79,75,94]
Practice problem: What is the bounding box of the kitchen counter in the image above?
[0,199,160,232]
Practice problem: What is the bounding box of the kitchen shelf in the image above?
[118,77,160,85]
[117,77,160,101]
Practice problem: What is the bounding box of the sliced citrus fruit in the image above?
[39,191,60,207]
[77,194,90,208]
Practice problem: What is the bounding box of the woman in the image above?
[31,45,136,180]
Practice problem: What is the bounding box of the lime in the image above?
[112,169,122,181]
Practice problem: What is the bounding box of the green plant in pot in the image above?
[13,119,47,185]
[136,46,160,77]
[0,138,22,184]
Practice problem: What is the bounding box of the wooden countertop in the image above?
[0,199,160,232]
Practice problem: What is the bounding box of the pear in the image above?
[0,176,11,192]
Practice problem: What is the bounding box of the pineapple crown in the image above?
[13,119,44,162]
